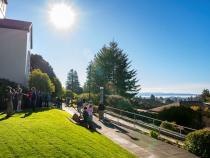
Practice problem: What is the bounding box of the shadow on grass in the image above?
[0,115,11,121]
[21,111,33,118]
[0,112,5,115]
[20,107,54,118]
[0,107,60,120]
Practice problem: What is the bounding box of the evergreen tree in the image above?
[66,69,82,94]
[30,54,56,79]
[66,69,74,92]
[85,41,140,98]
[52,77,63,97]
[200,89,210,102]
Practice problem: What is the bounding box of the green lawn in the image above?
[0,108,136,158]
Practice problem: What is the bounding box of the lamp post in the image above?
[100,87,104,104]
[88,63,92,102]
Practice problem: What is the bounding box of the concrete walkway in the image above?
[62,105,198,158]
[104,113,184,145]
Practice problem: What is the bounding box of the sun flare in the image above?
[49,3,76,30]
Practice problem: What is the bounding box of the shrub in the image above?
[64,90,77,99]
[77,93,99,104]
[185,129,210,158]
[204,107,210,118]
[158,106,203,129]
[160,121,178,132]
[105,95,133,111]
[150,130,159,139]
[190,106,201,112]
[29,69,55,93]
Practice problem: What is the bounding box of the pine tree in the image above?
[66,69,82,94]
[85,41,140,98]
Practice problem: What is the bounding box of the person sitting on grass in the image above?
[83,106,93,129]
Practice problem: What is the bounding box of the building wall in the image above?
[25,31,32,86]
[0,0,6,19]
[0,28,29,86]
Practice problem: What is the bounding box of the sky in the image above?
[6,0,210,94]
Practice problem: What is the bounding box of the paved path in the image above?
[104,113,184,145]
[62,105,197,158]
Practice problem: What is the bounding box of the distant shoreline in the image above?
[139,93,199,98]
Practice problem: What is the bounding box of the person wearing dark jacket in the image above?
[98,104,105,121]
[31,87,37,111]
[6,86,14,117]
[83,107,90,128]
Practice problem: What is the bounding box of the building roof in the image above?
[0,18,32,32]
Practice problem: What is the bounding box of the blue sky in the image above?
[7,0,210,93]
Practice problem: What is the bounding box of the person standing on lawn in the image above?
[6,86,14,117]
[77,99,83,116]
[31,87,37,111]
[16,85,23,112]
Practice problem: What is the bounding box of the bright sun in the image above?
[49,3,76,30]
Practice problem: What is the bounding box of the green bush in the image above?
[158,106,203,129]
[77,93,99,104]
[160,121,178,132]
[185,129,210,158]
[150,130,159,139]
[204,107,210,118]
[105,95,133,111]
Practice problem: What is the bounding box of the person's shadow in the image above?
[21,112,32,118]
[0,112,4,114]
[92,121,102,130]
[0,115,10,121]
[101,118,139,141]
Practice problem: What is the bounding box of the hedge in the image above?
[185,129,210,158]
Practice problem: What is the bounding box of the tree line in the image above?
[30,41,141,102]
[30,54,63,97]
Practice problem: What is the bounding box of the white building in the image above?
[0,0,7,19]
[0,0,32,86]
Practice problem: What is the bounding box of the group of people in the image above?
[76,99,93,128]
[5,85,51,117]
[76,99,105,129]
[5,85,24,117]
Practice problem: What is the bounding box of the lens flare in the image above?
[49,3,76,30]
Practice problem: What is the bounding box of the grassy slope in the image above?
[0,109,136,158]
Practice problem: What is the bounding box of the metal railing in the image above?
[104,106,197,140]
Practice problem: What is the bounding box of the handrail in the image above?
[104,106,197,139]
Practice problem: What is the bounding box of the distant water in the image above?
[140,93,198,98]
